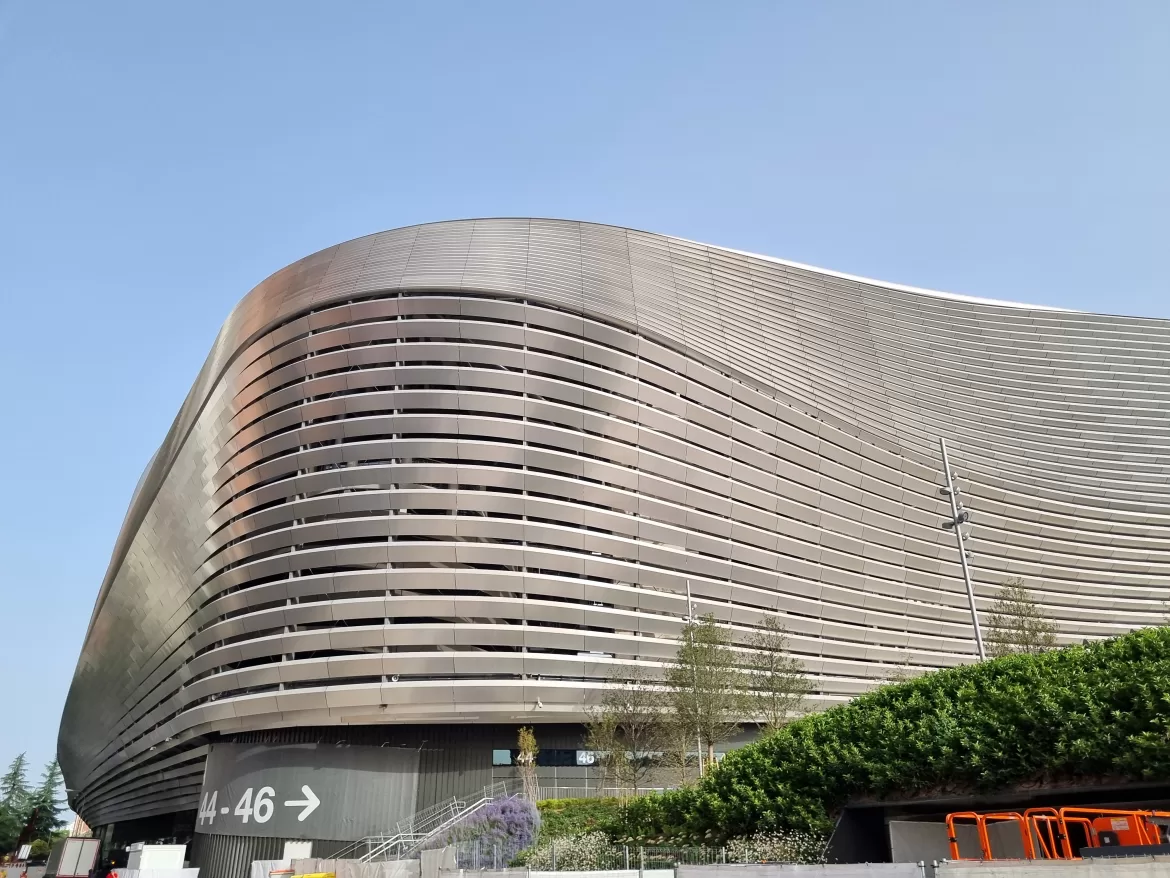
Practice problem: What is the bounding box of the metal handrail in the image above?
[399,782,508,837]
[333,782,513,863]
[395,792,501,859]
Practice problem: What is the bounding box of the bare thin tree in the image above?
[658,713,698,787]
[584,666,668,793]
[744,615,812,733]
[583,709,621,792]
[985,578,1059,658]
[516,726,540,801]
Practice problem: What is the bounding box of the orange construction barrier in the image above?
[946,811,1035,860]
[948,806,1170,860]
[1063,807,1167,849]
[1024,808,1066,859]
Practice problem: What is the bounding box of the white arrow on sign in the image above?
[284,785,320,821]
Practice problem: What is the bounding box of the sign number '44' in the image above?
[198,786,274,825]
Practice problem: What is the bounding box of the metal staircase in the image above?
[334,782,512,862]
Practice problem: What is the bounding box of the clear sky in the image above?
[0,1,1166,782]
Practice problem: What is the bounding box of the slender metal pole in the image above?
[940,438,986,660]
[686,581,704,778]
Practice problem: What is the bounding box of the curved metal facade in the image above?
[60,219,1170,828]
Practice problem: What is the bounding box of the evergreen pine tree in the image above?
[0,754,30,853]
[0,754,29,808]
[27,760,66,841]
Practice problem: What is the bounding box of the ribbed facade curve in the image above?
[59,219,1170,830]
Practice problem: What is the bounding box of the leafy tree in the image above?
[585,666,668,793]
[28,838,52,860]
[0,753,30,853]
[744,616,811,733]
[985,578,1059,657]
[667,614,743,769]
[26,760,66,841]
[516,727,539,802]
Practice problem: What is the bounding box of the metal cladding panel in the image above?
[463,218,531,293]
[525,220,584,312]
[400,221,474,289]
[59,219,1170,827]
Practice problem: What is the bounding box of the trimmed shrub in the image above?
[537,797,624,838]
[614,627,1170,842]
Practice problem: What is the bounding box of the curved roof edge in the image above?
[373,217,1087,314]
[704,242,1079,313]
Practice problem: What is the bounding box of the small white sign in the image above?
[283,841,313,861]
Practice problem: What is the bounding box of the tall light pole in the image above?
[939,438,986,661]
[685,581,704,778]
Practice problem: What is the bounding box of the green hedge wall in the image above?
[613,627,1170,843]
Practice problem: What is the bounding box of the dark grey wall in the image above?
[230,723,595,809]
[197,742,419,840]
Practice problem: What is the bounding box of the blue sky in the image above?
[0,1,1166,780]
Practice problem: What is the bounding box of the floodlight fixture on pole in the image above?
[939,438,986,661]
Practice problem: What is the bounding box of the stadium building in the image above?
[58,220,1170,874]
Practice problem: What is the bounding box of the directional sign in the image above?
[284,785,321,821]
[196,741,419,839]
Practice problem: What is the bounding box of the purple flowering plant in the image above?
[428,795,541,862]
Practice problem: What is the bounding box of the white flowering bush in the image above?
[521,831,618,870]
[726,830,826,864]
[517,828,825,870]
